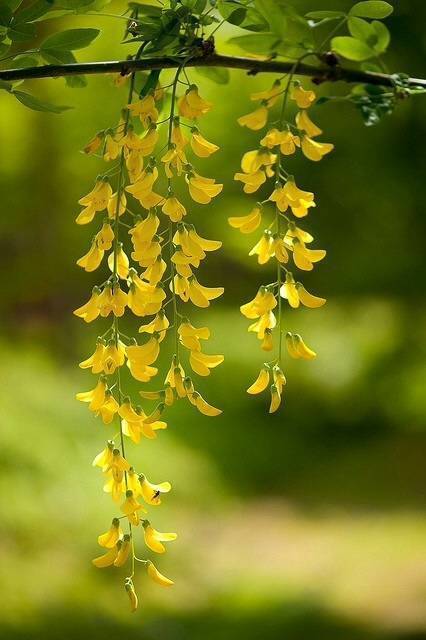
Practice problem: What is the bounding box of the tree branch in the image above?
[0,52,425,88]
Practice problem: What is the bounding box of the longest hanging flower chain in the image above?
[231,76,333,412]
[74,64,224,611]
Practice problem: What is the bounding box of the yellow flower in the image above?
[247,366,270,394]
[188,276,224,308]
[286,332,317,359]
[147,561,174,587]
[130,211,160,247]
[92,439,115,470]
[76,377,107,412]
[250,80,281,107]
[104,132,121,162]
[124,577,138,612]
[139,474,171,506]
[97,283,128,317]
[107,191,126,219]
[248,310,276,340]
[274,237,289,264]
[142,520,177,554]
[261,328,273,351]
[241,149,276,173]
[162,196,186,222]
[269,384,282,413]
[228,206,262,234]
[97,390,119,425]
[125,167,162,207]
[114,534,132,567]
[127,95,159,126]
[74,288,102,323]
[290,83,316,109]
[125,149,144,183]
[187,172,223,204]
[141,257,167,286]
[178,320,210,351]
[269,178,316,217]
[189,351,224,377]
[83,131,104,155]
[297,283,326,308]
[190,128,219,157]
[292,239,326,271]
[237,106,268,130]
[301,135,334,162]
[79,339,106,374]
[171,117,188,149]
[103,468,125,502]
[280,273,299,308]
[161,144,187,178]
[178,86,212,119]
[139,310,169,340]
[165,357,186,398]
[102,339,126,375]
[191,391,222,416]
[107,244,129,279]
[92,544,118,568]
[95,222,114,250]
[279,130,301,155]
[295,110,322,137]
[249,231,275,265]
[234,169,266,194]
[76,179,112,225]
[121,490,144,526]
[273,365,286,394]
[98,518,123,548]
[241,288,277,319]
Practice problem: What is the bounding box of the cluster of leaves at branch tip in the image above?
[0,2,425,114]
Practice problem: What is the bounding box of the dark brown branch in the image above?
[0,53,425,88]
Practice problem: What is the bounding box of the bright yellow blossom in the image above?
[295,110,322,137]
[142,520,177,554]
[98,518,123,549]
[247,367,270,394]
[290,83,316,109]
[178,86,212,119]
[127,95,158,126]
[228,206,262,234]
[147,561,174,587]
[190,128,219,157]
[237,106,268,130]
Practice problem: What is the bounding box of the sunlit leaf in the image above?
[40,27,100,51]
[195,66,230,84]
[228,32,279,54]
[332,35,375,61]
[371,20,390,52]
[12,90,71,113]
[306,10,346,19]
[350,1,393,19]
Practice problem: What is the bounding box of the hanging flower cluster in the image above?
[230,79,333,412]
[74,70,224,611]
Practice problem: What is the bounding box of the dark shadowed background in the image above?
[0,1,425,638]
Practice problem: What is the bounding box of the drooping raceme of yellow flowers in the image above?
[231,78,333,412]
[74,72,224,611]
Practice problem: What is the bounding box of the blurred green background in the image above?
[1,1,425,639]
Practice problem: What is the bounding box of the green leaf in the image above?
[40,48,76,64]
[14,0,54,23]
[306,10,345,19]
[65,74,87,88]
[40,27,100,51]
[7,20,36,41]
[217,0,246,26]
[0,5,12,26]
[350,1,393,19]
[331,35,375,60]
[256,0,312,44]
[371,20,390,52]
[195,66,230,84]
[9,55,38,68]
[348,16,377,43]
[127,2,162,16]
[12,90,71,113]
[139,69,160,98]
[228,32,279,54]
[54,0,94,8]
[0,79,13,91]
[4,0,24,11]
